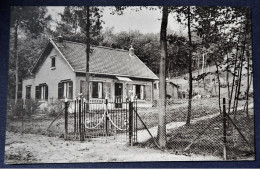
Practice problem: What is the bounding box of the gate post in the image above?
[64,98,68,140]
[105,97,109,137]
[223,98,227,160]
[79,98,84,141]
[129,98,133,146]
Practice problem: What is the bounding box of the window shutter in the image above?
[80,80,85,94]
[103,82,111,99]
[58,82,63,99]
[26,87,31,99]
[133,85,136,97]
[144,85,151,101]
[140,85,144,100]
[126,84,133,98]
[69,81,73,99]
[98,82,102,99]
[45,85,48,100]
[35,86,41,100]
[89,82,92,98]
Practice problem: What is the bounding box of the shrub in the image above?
[46,99,64,117]
[7,99,25,119]
[24,99,41,118]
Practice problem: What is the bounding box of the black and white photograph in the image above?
[4,6,254,164]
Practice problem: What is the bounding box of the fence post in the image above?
[105,97,108,137]
[74,98,76,138]
[129,98,133,146]
[223,98,227,160]
[64,98,68,140]
[79,98,84,141]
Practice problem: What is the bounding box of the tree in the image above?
[110,6,169,148]
[56,6,103,45]
[171,6,194,125]
[186,6,193,125]
[157,6,168,148]
[10,6,51,104]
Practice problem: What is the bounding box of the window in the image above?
[91,82,103,99]
[26,86,31,99]
[133,85,144,100]
[51,57,55,68]
[154,83,159,90]
[80,81,109,99]
[128,84,151,101]
[58,81,73,99]
[35,84,48,100]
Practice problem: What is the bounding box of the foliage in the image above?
[7,99,41,118]
[9,6,52,99]
[24,99,42,118]
[44,99,65,117]
[56,6,103,45]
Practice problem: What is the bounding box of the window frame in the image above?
[58,80,73,99]
[35,84,48,101]
[25,85,31,99]
[50,56,56,69]
[91,81,103,99]
[133,84,145,100]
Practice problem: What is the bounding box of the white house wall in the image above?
[75,75,153,104]
[22,47,76,100]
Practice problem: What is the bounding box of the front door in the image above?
[115,83,123,108]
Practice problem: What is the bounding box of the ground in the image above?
[5,97,254,163]
[4,131,221,164]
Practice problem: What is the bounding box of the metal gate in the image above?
[64,97,137,145]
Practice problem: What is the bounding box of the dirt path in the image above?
[4,131,221,164]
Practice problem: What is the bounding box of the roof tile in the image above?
[52,39,158,80]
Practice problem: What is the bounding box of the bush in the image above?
[7,99,25,119]
[45,99,64,117]
[24,99,41,118]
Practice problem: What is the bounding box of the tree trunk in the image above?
[215,62,222,113]
[234,11,249,119]
[228,33,241,116]
[82,6,91,141]
[157,6,168,148]
[186,6,192,125]
[245,50,250,117]
[14,23,19,105]
[85,6,90,101]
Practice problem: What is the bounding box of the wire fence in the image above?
[136,97,255,160]
[6,99,67,137]
[5,97,255,160]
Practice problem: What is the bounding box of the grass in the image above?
[138,108,255,160]
[5,98,221,135]
[136,98,220,130]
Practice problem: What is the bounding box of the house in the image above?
[166,81,180,99]
[152,80,181,100]
[22,37,158,106]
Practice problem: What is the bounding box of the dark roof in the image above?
[33,39,158,80]
[167,81,180,88]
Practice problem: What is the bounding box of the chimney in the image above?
[129,45,134,57]
[58,35,63,43]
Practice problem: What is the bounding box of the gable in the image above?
[31,40,74,74]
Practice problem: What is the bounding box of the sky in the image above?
[47,6,187,35]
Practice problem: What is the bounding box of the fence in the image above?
[5,97,255,160]
[6,99,68,137]
[65,97,137,144]
[136,97,255,160]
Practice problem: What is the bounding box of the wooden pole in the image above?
[64,98,68,140]
[223,98,227,160]
[129,100,133,146]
